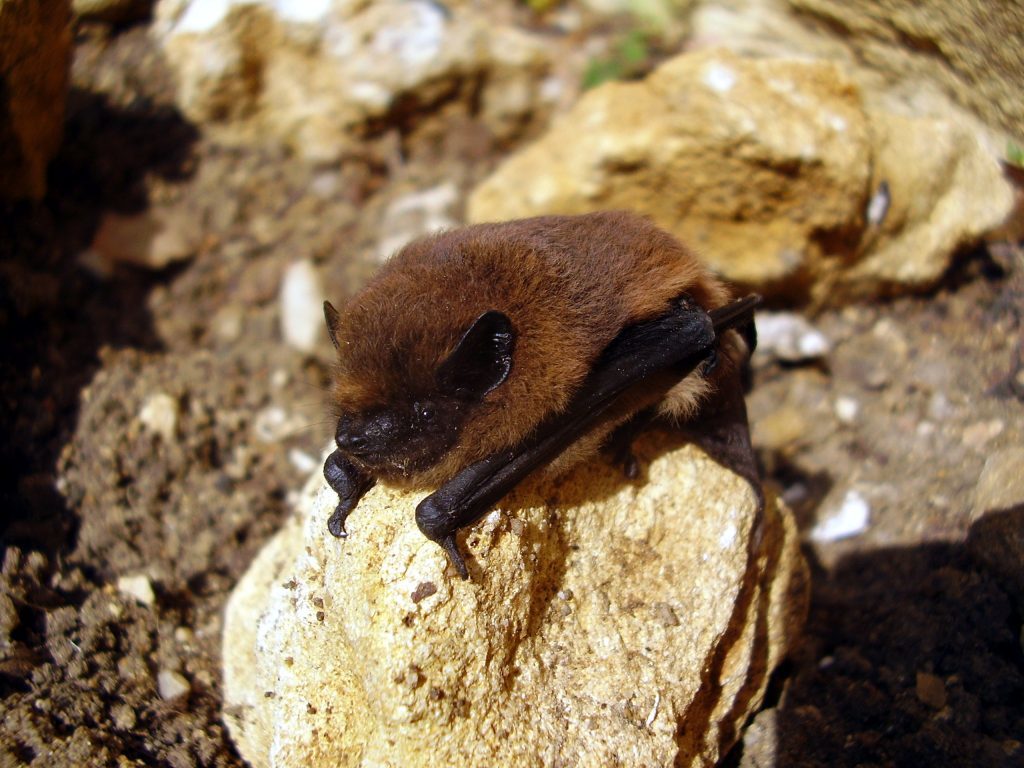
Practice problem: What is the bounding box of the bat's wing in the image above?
[417,294,761,578]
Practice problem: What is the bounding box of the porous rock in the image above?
[223,435,808,767]
[153,0,551,162]
[0,0,72,200]
[467,48,1013,305]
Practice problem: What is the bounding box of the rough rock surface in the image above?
[789,0,1024,139]
[467,48,1014,304]
[223,435,808,767]
[153,0,552,162]
[0,0,72,200]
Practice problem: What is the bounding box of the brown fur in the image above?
[328,211,746,488]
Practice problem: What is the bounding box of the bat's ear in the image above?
[324,301,342,350]
[437,310,515,399]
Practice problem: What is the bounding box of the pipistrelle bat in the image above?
[323,211,761,578]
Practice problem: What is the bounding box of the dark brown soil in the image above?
[2,16,1022,768]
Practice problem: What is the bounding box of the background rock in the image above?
[0,0,72,200]
[467,48,1014,305]
[788,0,1024,141]
[223,437,808,767]
[153,0,553,162]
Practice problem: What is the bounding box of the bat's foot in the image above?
[605,407,656,481]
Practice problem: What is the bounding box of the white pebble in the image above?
[810,489,870,542]
[834,397,859,424]
[288,448,318,474]
[754,312,831,363]
[117,574,156,607]
[138,393,179,442]
[703,62,736,93]
[280,259,324,353]
[158,669,190,700]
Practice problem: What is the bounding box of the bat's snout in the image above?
[335,412,396,459]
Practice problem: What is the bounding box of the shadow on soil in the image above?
[0,89,198,564]
[725,508,1024,768]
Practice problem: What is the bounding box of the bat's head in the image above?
[325,301,515,482]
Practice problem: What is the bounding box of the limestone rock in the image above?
[789,0,1024,140]
[223,436,808,767]
[153,0,552,162]
[0,0,72,200]
[467,48,1014,305]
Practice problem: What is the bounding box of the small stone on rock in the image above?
[834,396,859,424]
[117,574,155,607]
[754,312,831,363]
[158,669,190,700]
[810,489,870,542]
[961,419,1005,451]
[279,260,323,353]
[138,393,179,442]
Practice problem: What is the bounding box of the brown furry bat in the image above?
[324,211,761,578]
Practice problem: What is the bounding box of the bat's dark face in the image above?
[333,395,465,479]
[326,304,516,483]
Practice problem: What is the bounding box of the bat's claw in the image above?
[327,505,350,538]
[440,534,470,580]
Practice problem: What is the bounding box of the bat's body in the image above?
[324,211,760,578]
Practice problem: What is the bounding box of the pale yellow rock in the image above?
[467,48,1014,305]
[153,0,551,163]
[223,435,808,767]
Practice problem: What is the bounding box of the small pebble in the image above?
[138,393,179,442]
[834,396,859,424]
[280,259,324,353]
[754,312,830,363]
[962,419,1004,450]
[915,671,947,709]
[158,669,190,700]
[288,448,318,474]
[810,489,870,542]
[117,574,155,607]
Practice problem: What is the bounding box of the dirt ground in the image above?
[1,16,1022,768]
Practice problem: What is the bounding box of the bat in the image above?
[323,212,761,579]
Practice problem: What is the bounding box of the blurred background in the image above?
[1,1,1021,765]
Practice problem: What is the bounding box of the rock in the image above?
[833,396,859,424]
[223,436,808,767]
[153,0,552,162]
[810,488,870,542]
[157,668,190,700]
[467,48,1014,305]
[138,392,180,442]
[789,0,1024,139]
[89,206,201,270]
[0,0,72,200]
[117,573,156,606]
[967,448,1024,610]
[754,312,830,363]
[376,182,460,262]
[279,260,323,354]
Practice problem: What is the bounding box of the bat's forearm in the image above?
[417,294,760,578]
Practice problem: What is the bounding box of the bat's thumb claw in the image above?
[327,508,349,539]
[440,534,470,580]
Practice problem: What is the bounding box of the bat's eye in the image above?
[415,402,435,422]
